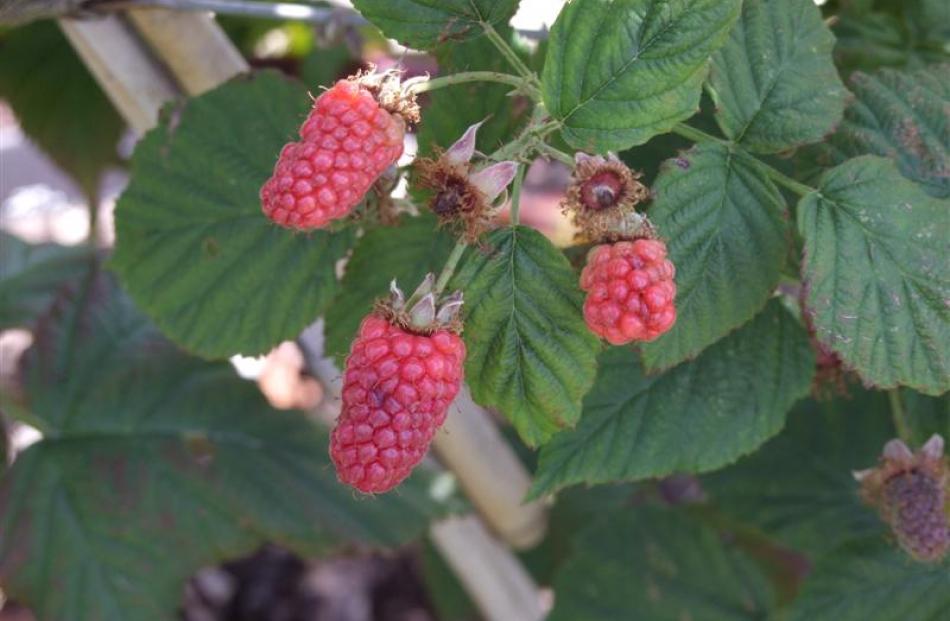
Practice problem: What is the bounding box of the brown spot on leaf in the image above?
[184,432,216,467]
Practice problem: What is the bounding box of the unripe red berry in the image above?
[329,279,466,494]
[580,238,677,345]
[260,78,406,230]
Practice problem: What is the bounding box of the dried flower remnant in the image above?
[415,122,518,241]
[562,152,651,242]
[855,435,950,563]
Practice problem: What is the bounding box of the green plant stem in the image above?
[489,119,560,162]
[888,389,913,442]
[534,141,574,166]
[408,71,531,95]
[761,165,816,197]
[670,122,729,146]
[434,241,468,296]
[482,22,539,85]
[672,122,816,197]
[509,163,527,226]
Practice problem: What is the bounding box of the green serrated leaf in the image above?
[350,0,519,50]
[0,232,93,330]
[708,0,848,153]
[324,214,455,362]
[449,226,600,447]
[541,0,741,152]
[112,70,353,358]
[519,483,638,585]
[639,143,788,371]
[899,389,950,446]
[417,27,528,157]
[0,272,450,621]
[0,22,124,201]
[549,506,775,621]
[531,300,815,497]
[834,12,925,75]
[618,93,721,184]
[788,538,950,621]
[902,0,950,49]
[798,155,950,395]
[797,65,950,198]
[704,390,894,557]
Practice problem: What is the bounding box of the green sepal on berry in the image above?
[378,273,464,335]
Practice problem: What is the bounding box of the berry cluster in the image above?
[260,78,407,230]
[580,239,677,345]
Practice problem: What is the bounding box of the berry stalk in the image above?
[405,71,537,98]
[534,141,575,166]
[508,163,527,225]
[889,389,913,443]
[481,21,539,87]
[434,242,468,297]
[671,123,816,197]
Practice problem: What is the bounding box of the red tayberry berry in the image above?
[329,277,465,494]
[260,78,406,230]
[580,238,676,345]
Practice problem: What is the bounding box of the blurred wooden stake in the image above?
[433,387,548,549]
[430,515,544,621]
[58,16,178,134]
[126,8,248,95]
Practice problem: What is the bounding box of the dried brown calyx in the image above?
[376,274,464,335]
[414,122,518,242]
[347,67,421,125]
[563,152,652,242]
[854,435,950,563]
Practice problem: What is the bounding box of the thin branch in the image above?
[889,389,913,442]
[481,21,539,84]
[672,122,816,197]
[534,141,574,166]
[433,242,468,296]
[406,71,535,98]
[4,0,551,37]
[508,163,527,225]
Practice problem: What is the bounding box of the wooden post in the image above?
[430,516,545,621]
[126,8,248,95]
[58,15,179,134]
[433,387,548,549]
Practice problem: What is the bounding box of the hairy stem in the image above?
[482,21,539,85]
[489,118,560,162]
[407,71,535,97]
[434,241,468,296]
[888,389,913,443]
[535,141,574,166]
[509,163,527,226]
[672,122,816,197]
